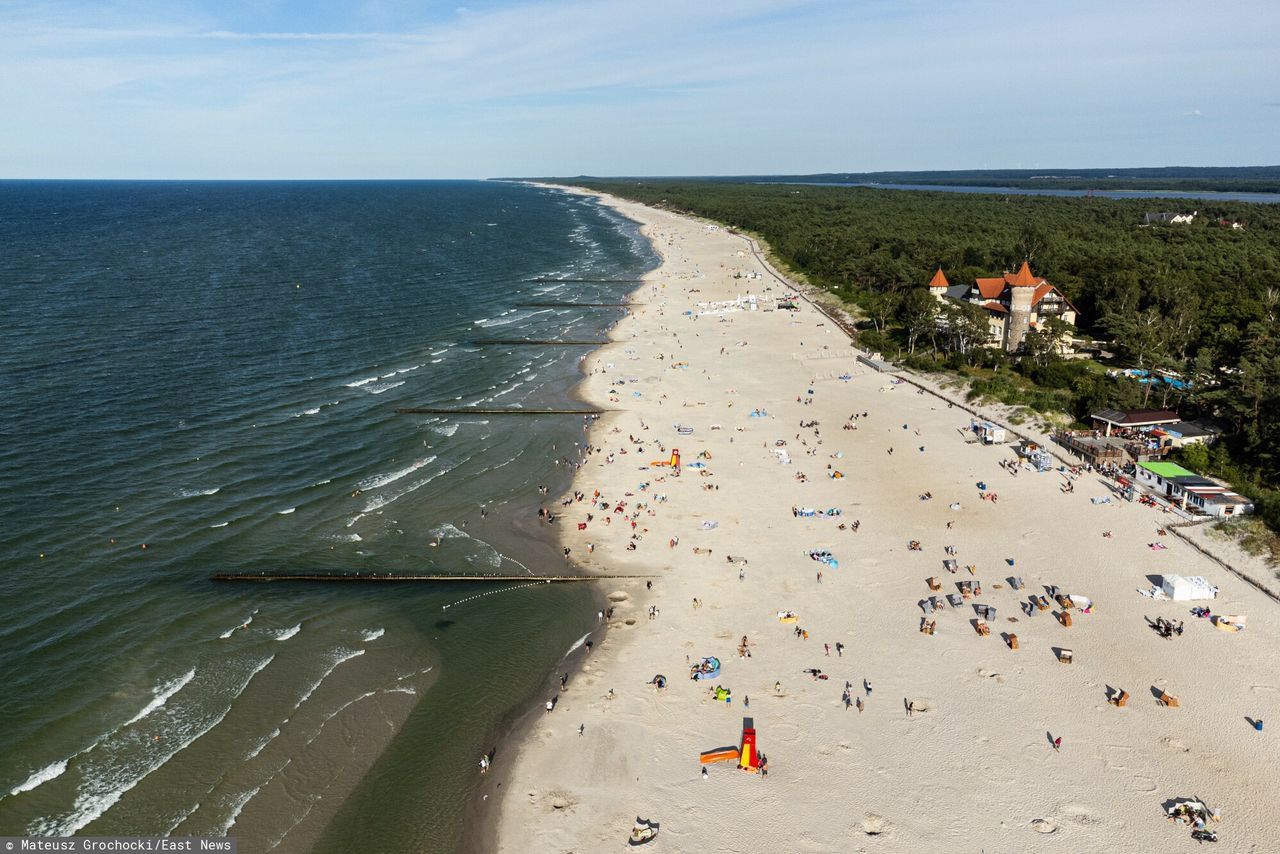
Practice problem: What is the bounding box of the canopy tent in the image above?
[1161,574,1218,601]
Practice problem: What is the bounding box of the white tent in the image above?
[1162,574,1217,601]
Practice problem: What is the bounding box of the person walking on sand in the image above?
[824,643,830,656]
[835,642,844,657]
[906,700,914,717]
[856,697,864,713]
[1053,736,1062,752]
[578,723,585,737]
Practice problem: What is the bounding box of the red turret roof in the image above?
[1010,261,1038,287]
[928,268,949,288]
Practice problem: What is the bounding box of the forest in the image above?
[571,179,1280,530]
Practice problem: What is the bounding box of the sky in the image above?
[1,0,1278,178]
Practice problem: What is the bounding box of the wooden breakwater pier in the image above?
[396,407,604,415]
[530,278,643,283]
[212,573,654,583]
[516,302,636,308]
[473,339,607,346]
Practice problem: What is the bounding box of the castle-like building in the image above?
[927,261,1078,352]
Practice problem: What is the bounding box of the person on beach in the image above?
[1053,736,1062,752]
[864,679,872,697]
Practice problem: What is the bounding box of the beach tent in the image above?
[1161,575,1217,601]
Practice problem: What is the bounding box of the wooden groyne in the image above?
[473,339,607,346]
[212,573,654,583]
[396,407,604,415]
[530,278,643,283]
[516,302,636,307]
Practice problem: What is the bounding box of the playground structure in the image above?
[649,448,681,471]
[699,718,763,773]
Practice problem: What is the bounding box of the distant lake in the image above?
[776,181,1280,205]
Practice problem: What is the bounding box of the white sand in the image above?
[492,190,1280,853]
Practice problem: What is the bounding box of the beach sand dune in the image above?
[491,190,1279,853]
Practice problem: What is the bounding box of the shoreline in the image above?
[459,186,656,854]
[487,186,1280,853]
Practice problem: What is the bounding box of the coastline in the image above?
[485,186,1280,853]
[459,185,653,854]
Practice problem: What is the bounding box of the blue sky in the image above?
[2,0,1277,178]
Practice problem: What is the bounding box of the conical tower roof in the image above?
[1011,261,1039,287]
[928,268,949,288]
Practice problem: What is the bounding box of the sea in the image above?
[0,180,656,851]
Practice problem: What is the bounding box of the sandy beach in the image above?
[489,189,1280,853]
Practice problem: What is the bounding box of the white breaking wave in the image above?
[219,612,256,639]
[218,784,262,835]
[277,507,296,515]
[9,760,69,796]
[361,463,456,514]
[293,649,365,710]
[357,456,436,491]
[244,728,280,760]
[31,654,276,837]
[430,423,458,437]
[208,522,229,529]
[361,628,385,642]
[313,478,331,486]
[273,624,301,642]
[368,381,405,395]
[344,376,379,388]
[430,358,444,364]
[178,487,220,498]
[125,669,196,726]
[565,632,591,656]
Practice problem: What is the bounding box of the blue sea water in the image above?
[0,180,655,851]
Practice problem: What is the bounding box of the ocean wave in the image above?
[565,632,591,656]
[272,624,301,642]
[244,728,279,760]
[368,381,405,395]
[296,407,321,416]
[124,669,196,726]
[345,376,379,388]
[361,628,385,642]
[430,423,458,437]
[217,784,261,835]
[293,649,365,710]
[428,523,470,540]
[430,348,449,356]
[396,364,423,375]
[31,654,276,837]
[487,381,523,400]
[313,478,331,486]
[332,532,362,543]
[357,456,436,491]
[277,507,296,515]
[9,759,69,796]
[208,522,229,529]
[361,463,455,514]
[430,358,444,363]
[219,612,256,639]
[178,487,220,498]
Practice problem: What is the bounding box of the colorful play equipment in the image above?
[690,656,720,680]
[699,718,763,774]
[739,718,762,772]
[699,746,739,765]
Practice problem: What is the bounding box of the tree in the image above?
[899,289,938,355]
[939,302,991,365]
[1023,316,1073,367]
